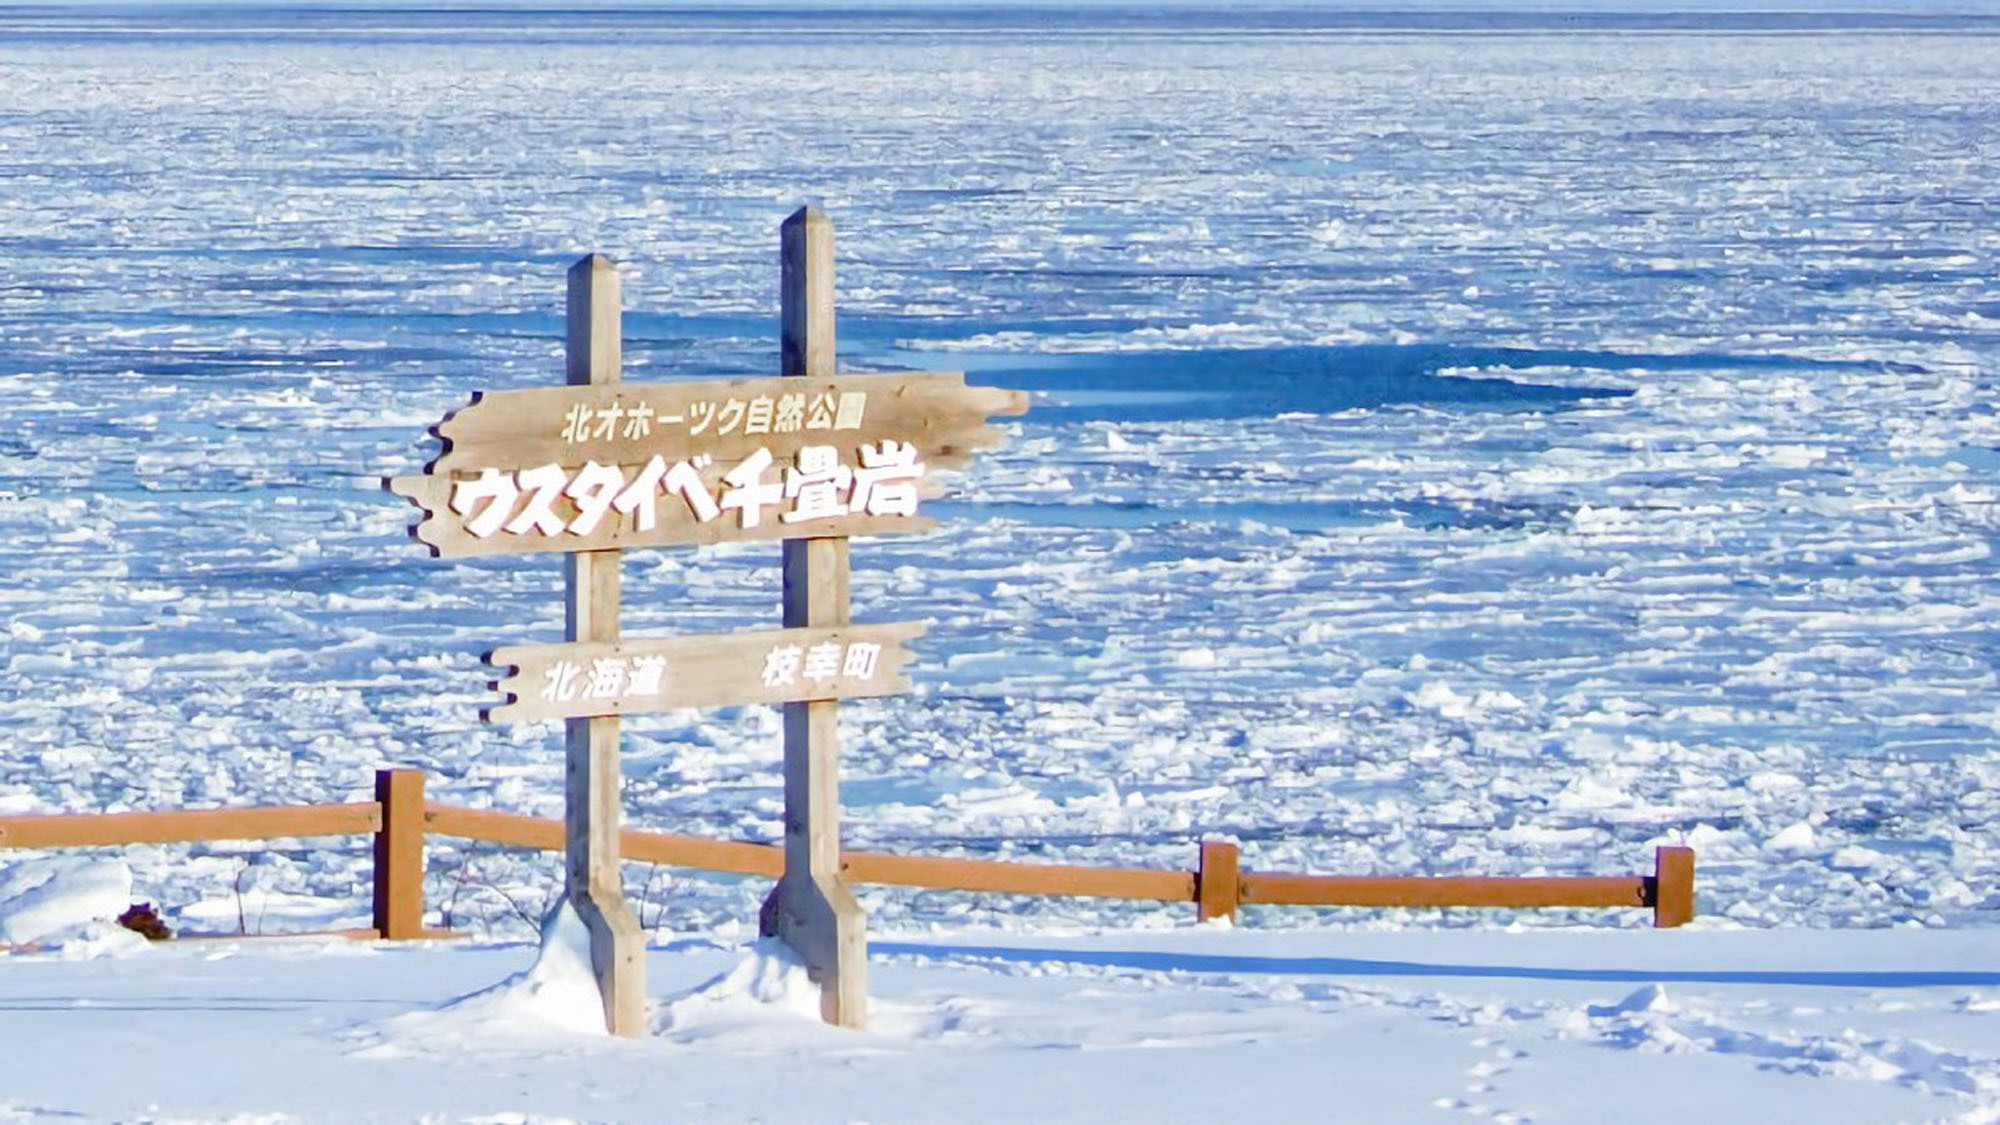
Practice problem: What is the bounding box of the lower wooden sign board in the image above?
[484,622,923,724]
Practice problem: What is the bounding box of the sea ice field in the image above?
[1,3,1998,946]
[5,3,2000,1120]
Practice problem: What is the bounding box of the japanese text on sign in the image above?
[535,641,885,705]
[540,653,671,704]
[558,390,865,445]
[449,440,924,541]
[760,640,882,688]
[485,622,923,723]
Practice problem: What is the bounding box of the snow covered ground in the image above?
[1,1,1998,1116]
[3,915,2000,1121]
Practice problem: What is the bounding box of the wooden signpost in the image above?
[557,253,645,1037]
[387,207,1025,1034]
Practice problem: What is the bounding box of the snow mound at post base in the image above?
[359,916,891,1058]
[363,903,608,1052]
[653,938,844,1045]
[0,858,141,954]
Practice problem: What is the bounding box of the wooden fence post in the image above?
[1196,839,1241,922]
[760,205,869,1029]
[564,253,647,1037]
[1652,846,1696,928]
[371,768,426,940]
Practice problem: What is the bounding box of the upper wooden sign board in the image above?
[385,372,1025,559]
[430,372,1020,473]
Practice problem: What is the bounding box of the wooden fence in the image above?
[0,769,1696,938]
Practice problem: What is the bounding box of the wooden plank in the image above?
[422,803,1672,921]
[371,769,427,941]
[485,622,923,723]
[427,372,1025,473]
[426,805,784,877]
[1241,873,1649,910]
[561,253,646,1039]
[171,927,387,943]
[761,205,869,1031]
[0,803,380,848]
[1652,846,1696,928]
[841,851,1193,902]
[425,805,565,850]
[1196,839,1241,921]
[422,803,1181,898]
[385,367,1026,560]
[623,830,785,877]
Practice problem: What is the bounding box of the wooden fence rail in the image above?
[0,769,1697,937]
[0,802,381,848]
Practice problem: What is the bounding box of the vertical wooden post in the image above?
[1196,839,1241,923]
[564,253,647,1037]
[1652,845,1696,928]
[372,768,426,940]
[760,206,869,1029]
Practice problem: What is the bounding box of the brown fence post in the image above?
[1652,846,1695,928]
[1196,839,1241,922]
[372,768,426,940]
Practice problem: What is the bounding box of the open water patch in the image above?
[881,343,1646,423]
[883,342,1918,424]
